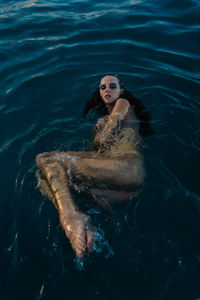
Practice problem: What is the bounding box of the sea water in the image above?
[0,0,200,299]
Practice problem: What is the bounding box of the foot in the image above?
[60,212,95,258]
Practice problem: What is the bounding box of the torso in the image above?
[92,105,142,157]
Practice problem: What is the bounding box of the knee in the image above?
[134,171,145,189]
[125,173,144,192]
[135,159,146,186]
[36,152,55,167]
[36,153,46,167]
[125,159,146,190]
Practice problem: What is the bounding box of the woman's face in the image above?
[99,76,124,104]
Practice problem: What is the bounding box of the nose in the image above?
[105,85,111,92]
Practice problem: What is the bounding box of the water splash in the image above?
[74,227,114,271]
[74,256,85,271]
[93,227,114,259]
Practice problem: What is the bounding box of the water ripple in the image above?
[0,1,200,299]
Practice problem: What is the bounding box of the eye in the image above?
[110,83,117,89]
[100,84,106,90]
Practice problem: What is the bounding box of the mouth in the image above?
[105,94,111,99]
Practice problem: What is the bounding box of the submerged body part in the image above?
[36,75,148,258]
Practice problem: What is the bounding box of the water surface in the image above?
[0,0,200,299]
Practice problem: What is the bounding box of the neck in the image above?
[106,102,115,114]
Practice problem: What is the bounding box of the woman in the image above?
[36,74,153,258]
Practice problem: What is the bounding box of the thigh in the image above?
[55,151,145,191]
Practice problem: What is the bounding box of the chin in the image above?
[104,98,116,104]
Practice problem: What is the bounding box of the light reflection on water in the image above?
[0,0,200,299]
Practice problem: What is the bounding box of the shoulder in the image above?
[115,98,130,108]
[112,98,131,117]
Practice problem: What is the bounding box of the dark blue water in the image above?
[1,0,200,299]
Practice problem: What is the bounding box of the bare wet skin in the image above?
[60,212,95,258]
[36,91,145,258]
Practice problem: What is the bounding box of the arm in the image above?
[92,116,108,136]
[99,98,130,143]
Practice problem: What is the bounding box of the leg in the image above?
[36,169,55,205]
[52,150,145,202]
[36,150,145,257]
[36,152,94,258]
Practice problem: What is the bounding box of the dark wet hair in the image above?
[83,74,155,137]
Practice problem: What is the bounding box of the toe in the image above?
[86,230,95,253]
